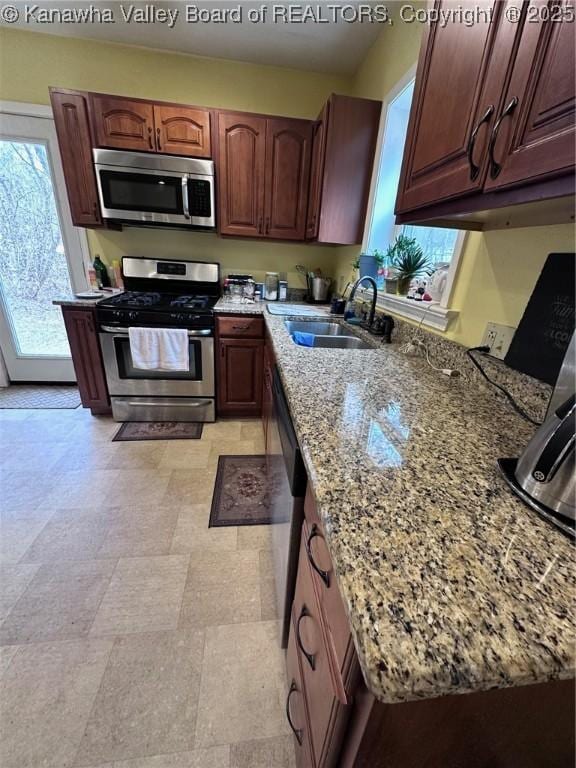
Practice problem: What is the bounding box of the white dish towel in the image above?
[128,327,190,372]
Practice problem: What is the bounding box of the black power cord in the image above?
[466,346,542,427]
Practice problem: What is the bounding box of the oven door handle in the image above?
[182,177,191,219]
[126,399,213,408]
[100,326,212,337]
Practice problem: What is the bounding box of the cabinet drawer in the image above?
[286,617,315,768]
[294,527,350,767]
[217,316,264,338]
[304,487,352,685]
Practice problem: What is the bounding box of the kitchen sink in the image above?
[285,320,372,350]
[284,321,347,336]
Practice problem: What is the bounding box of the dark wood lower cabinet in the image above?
[61,306,110,415]
[216,315,264,417]
[288,489,576,767]
[262,337,274,450]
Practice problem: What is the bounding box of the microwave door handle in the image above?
[182,177,191,219]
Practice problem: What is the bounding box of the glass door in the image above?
[0,110,89,382]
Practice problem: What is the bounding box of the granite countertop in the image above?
[260,312,575,705]
[53,296,105,308]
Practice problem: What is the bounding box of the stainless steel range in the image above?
[97,256,219,422]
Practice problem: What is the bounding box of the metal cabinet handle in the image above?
[257,216,263,234]
[466,104,494,181]
[148,127,153,149]
[296,605,315,671]
[286,681,303,745]
[306,524,330,587]
[488,97,519,179]
[156,127,162,151]
[265,217,270,235]
[232,325,249,331]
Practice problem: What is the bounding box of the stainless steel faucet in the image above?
[347,276,378,328]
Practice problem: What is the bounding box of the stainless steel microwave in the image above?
[93,148,215,229]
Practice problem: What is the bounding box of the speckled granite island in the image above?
[220,302,575,716]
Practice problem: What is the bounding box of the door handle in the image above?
[182,178,191,219]
[488,97,519,179]
[257,216,263,234]
[156,128,162,152]
[296,605,315,671]
[126,400,213,408]
[285,681,303,745]
[265,217,270,235]
[305,524,330,587]
[148,127,153,150]
[466,104,494,181]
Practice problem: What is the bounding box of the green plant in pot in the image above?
[386,235,431,296]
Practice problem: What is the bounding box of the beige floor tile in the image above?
[179,578,260,629]
[0,563,41,622]
[230,736,295,768]
[98,505,180,559]
[41,469,120,510]
[0,441,69,473]
[106,443,168,471]
[102,470,172,508]
[162,469,217,506]
[109,746,231,767]
[209,440,257,462]
[20,507,116,563]
[1,470,57,511]
[195,621,290,747]
[237,525,274,551]
[0,507,55,564]
[187,550,260,587]
[0,637,114,768]
[52,443,121,472]
[201,421,243,441]
[0,559,116,646]
[170,505,237,555]
[240,421,265,441]
[90,555,189,636]
[0,645,20,678]
[260,578,280,621]
[75,629,204,766]
[159,443,214,471]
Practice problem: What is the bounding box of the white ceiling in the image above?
[3,1,384,75]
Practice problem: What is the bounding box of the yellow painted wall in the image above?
[334,10,576,348]
[0,27,350,281]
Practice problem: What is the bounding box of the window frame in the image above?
[361,66,464,331]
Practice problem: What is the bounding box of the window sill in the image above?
[355,289,458,332]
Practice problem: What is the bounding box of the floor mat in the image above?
[113,421,203,441]
[0,385,81,409]
[209,454,283,527]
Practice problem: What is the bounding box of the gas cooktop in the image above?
[98,291,217,313]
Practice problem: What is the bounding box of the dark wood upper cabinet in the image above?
[483,0,576,191]
[153,105,211,157]
[49,89,102,228]
[91,95,155,151]
[395,0,575,227]
[396,0,503,213]
[306,105,328,240]
[217,112,267,238]
[308,94,382,245]
[264,118,313,240]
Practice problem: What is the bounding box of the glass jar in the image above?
[265,272,279,301]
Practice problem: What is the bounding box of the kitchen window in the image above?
[362,70,464,331]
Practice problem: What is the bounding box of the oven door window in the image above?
[114,337,202,380]
[99,171,185,215]
[188,178,212,218]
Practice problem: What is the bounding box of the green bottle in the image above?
[93,255,110,288]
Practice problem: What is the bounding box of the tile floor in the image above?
[0,407,294,768]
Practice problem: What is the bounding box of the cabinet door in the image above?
[264,118,313,240]
[396,0,505,213]
[153,105,211,157]
[306,107,328,240]
[286,618,315,768]
[262,341,273,451]
[217,112,266,237]
[50,90,102,228]
[483,0,575,191]
[92,95,155,151]
[61,307,110,414]
[217,338,264,415]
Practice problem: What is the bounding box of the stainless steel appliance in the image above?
[97,257,219,422]
[267,367,307,647]
[498,332,575,537]
[93,149,215,229]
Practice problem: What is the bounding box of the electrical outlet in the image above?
[481,322,516,360]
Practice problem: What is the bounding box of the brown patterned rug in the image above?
[112,421,203,441]
[209,455,283,527]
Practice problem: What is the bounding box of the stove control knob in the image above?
[127,311,137,321]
